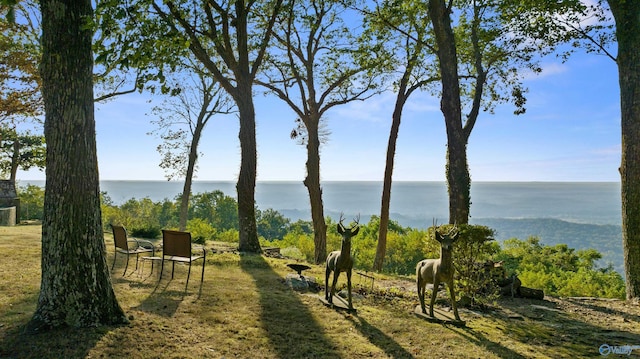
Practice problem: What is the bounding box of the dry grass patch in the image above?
[1,224,639,358]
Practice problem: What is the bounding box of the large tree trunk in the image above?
[305,119,327,264]
[235,83,261,253]
[27,0,127,331]
[429,0,470,225]
[609,0,640,300]
[374,86,409,272]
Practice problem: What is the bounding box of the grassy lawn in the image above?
[1,224,640,358]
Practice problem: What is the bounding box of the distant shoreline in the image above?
[17,179,621,184]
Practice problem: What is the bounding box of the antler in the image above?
[352,213,361,229]
[338,212,346,231]
[448,222,458,236]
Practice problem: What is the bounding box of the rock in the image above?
[285,274,319,292]
[338,289,364,301]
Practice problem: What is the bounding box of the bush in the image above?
[130,225,161,239]
[496,237,626,299]
[187,218,217,244]
[17,184,44,221]
[452,224,500,307]
[216,229,239,243]
[280,247,306,261]
[382,229,438,275]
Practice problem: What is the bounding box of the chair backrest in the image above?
[162,229,192,258]
[112,225,129,250]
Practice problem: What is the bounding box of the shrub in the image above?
[187,217,217,244]
[383,229,438,275]
[17,184,44,221]
[216,229,239,243]
[280,247,306,261]
[496,237,626,299]
[130,225,161,239]
[451,224,500,307]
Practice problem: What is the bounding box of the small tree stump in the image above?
[520,286,544,300]
[0,206,16,226]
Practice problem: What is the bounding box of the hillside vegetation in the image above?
[1,224,640,358]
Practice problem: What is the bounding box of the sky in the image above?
[17,30,622,183]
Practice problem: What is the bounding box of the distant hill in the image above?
[272,209,625,275]
[472,218,623,275]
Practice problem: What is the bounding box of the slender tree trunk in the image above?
[10,138,19,183]
[446,140,471,225]
[235,82,260,253]
[374,87,408,272]
[305,118,327,264]
[609,0,640,300]
[28,0,127,331]
[179,124,204,231]
[429,0,470,225]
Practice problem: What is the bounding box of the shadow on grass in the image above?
[240,254,340,358]
[0,293,122,359]
[501,300,640,357]
[564,297,640,323]
[447,325,528,359]
[347,315,415,358]
[130,263,203,317]
[449,299,640,358]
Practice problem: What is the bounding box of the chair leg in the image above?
[186,262,192,291]
[200,256,205,286]
[111,252,117,271]
[123,255,129,276]
[171,261,176,279]
[159,258,165,282]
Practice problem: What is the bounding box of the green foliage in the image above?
[271,230,316,262]
[189,190,238,231]
[24,182,622,299]
[129,225,161,239]
[496,237,626,299]
[452,224,500,306]
[216,229,239,243]
[17,184,43,220]
[0,128,45,179]
[280,247,305,261]
[186,217,217,244]
[382,229,437,275]
[257,208,291,241]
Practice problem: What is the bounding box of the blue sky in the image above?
[18,49,621,183]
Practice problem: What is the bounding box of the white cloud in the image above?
[523,62,568,81]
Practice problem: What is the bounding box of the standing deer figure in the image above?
[416,224,461,321]
[325,214,360,310]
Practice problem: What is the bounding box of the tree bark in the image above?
[10,138,19,183]
[179,123,204,231]
[305,118,327,264]
[608,0,640,300]
[28,0,127,331]
[429,0,470,225]
[374,84,408,271]
[236,82,260,253]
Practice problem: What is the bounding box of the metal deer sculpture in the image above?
[325,214,360,310]
[416,223,461,321]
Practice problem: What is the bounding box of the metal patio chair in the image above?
[111,224,155,276]
[160,229,206,291]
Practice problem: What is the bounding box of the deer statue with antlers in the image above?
[416,222,461,321]
[325,214,360,310]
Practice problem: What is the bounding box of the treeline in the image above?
[17,185,626,299]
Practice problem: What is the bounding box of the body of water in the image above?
[20,180,624,272]
[21,180,621,225]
